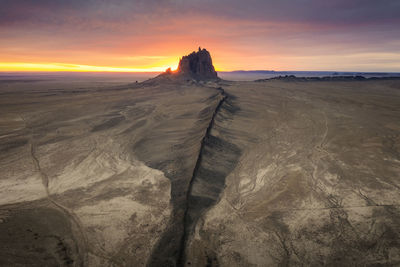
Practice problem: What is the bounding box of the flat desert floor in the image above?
[1,76,400,266]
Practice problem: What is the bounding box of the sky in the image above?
[1,0,400,72]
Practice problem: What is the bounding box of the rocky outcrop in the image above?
[176,47,218,80]
[148,47,219,83]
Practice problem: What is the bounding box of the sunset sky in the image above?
[1,0,400,72]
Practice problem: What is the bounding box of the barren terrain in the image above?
[1,76,400,266]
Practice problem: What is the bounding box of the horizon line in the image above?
[1,62,400,74]
[1,70,400,74]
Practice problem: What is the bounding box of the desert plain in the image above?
[1,71,400,267]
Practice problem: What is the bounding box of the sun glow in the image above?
[0,62,179,72]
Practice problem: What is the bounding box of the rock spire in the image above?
[175,47,218,80]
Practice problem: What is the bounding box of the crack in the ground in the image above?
[146,85,239,267]
[176,87,227,267]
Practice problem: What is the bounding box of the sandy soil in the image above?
[0,78,219,266]
[185,79,400,266]
[1,77,400,266]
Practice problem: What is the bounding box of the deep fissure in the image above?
[146,85,240,267]
[176,86,227,266]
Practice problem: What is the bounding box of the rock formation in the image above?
[176,47,218,80]
[150,47,218,82]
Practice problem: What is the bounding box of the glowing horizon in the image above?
[0,59,228,73]
[0,62,180,73]
[1,0,399,72]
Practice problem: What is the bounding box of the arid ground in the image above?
[1,75,400,266]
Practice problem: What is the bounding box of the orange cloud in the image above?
[0,6,399,72]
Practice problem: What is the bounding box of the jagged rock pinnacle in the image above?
[176,48,218,80]
[151,48,219,83]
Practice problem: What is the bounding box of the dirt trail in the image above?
[22,114,89,266]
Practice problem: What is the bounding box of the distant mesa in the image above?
[158,47,218,81]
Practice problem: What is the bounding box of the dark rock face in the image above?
[176,47,218,80]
